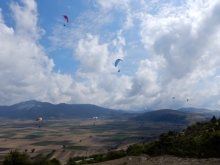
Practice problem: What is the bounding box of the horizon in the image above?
[0,99,219,112]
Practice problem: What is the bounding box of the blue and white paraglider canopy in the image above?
[115,59,122,72]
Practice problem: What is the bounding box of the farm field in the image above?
[0,118,187,164]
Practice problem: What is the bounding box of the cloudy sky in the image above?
[1,0,220,110]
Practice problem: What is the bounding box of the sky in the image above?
[1,0,220,111]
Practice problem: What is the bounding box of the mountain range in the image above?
[0,100,124,119]
[0,100,219,121]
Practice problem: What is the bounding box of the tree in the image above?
[50,158,61,165]
[106,150,126,160]
[32,154,52,165]
[66,157,77,165]
[211,116,217,123]
[126,144,144,156]
[3,150,32,165]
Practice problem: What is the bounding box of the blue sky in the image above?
[1,0,220,111]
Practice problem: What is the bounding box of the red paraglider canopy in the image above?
[36,117,42,121]
[63,15,69,23]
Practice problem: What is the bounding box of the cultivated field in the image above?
[0,118,187,164]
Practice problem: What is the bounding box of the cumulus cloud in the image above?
[2,0,220,111]
[49,10,113,49]
[0,0,81,105]
[75,34,109,74]
[95,0,130,10]
[136,0,220,109]
[0,0,131,109]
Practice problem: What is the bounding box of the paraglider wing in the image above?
[139,85,142,90]
[115,59,122,67]
[187,98,193,105]
[36,117,42,121]
[63,15,69,23]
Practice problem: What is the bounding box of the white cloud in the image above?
[49,10,113,49]
[95,0,130,10]
[0,0,82,105]
[75,34,109,74]
[2,0,220,111]
[124,0,220,110]
[0,0,132,110]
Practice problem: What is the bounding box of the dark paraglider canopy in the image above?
[63,14,68,26]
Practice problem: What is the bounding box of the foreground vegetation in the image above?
[1,116,220,165]
[126,116,220,158]
[0,150,62,165]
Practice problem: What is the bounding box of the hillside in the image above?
[126,116,220,158]
[177,107,220,117]
[131,109,206,123]
[74,116,220,164]
[0,100,124,119]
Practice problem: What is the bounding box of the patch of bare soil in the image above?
[85,155,220,165]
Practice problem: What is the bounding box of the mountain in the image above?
[177,107,220,118]
[0,100,124,119]
[131,109,206,123]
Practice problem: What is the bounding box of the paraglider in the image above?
[36,117,42,128]
[36,117,42,121]
[187,98,193,105]
[93,117,98,126]
[63,15,68,26]
[187,98,192,102]
[172,97,175,102]
[139,85,142,90]
[115,59,122,72]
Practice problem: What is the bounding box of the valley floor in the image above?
[84,155,220,165]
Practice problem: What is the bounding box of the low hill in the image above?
[125,116,220,158]
[177,107,220,118]
[130,109,206,123]
[0,100,124,119]
[63,116,220,164]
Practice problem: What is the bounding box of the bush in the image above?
[106,150,126,160]
[32,154,51,165]
[50,158,61,165]
[31,149,35,153]
[66,157,77,165]
[2,150,61,165]
[3,150,32,165]
[126,144,144,156]
[211,116,217,123]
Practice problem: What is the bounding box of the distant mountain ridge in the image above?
[177,107,220,117]
[0,100,124,119]
[131,109,208,124]
[0,100,220,121]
